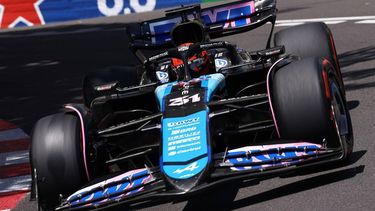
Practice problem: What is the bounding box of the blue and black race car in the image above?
[30,0,353,210]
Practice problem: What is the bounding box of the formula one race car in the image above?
[31,0,353,210]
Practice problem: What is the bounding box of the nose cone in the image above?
[162,160,209,193]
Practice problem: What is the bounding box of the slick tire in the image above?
[83,66,140,107]
[271,57,353,160]
[31,113,86,210]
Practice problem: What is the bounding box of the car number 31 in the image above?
[168,93,201,106]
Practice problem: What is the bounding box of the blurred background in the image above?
[0,0,374,210]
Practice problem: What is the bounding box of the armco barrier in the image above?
[0,0,222,29]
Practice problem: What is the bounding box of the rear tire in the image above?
[31,113,86,210]
[271,57,353,160]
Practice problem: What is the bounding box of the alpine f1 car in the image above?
[31,0,353,210]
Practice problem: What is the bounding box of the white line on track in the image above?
[276,15,375,23]
[275,22,304,27]
[355,20,375,24]
[0,150,29,166]
[320,20,347,25]
[0,175,31,193]
[274,15,375,26]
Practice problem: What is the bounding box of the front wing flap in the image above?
[56,142,342,210]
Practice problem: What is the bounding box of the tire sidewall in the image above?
[272,57,353,160]
[31,113,86,209]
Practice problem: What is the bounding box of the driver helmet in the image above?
[171,43,212,78]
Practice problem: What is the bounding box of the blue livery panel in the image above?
[154,73,225,109]
[162,110,209,179]
[155,82,174,110]
[200,73,225,102]
[156,74,224,180]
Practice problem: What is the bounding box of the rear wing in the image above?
[128,0,277,49]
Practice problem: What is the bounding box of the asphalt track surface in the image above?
[1,0,375,210]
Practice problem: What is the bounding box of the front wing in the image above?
[56,142,343,210]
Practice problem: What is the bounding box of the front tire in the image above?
[31,113,87,210]
[274,22,338,70]
[271,57,353,160]
[274,22,344,93]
